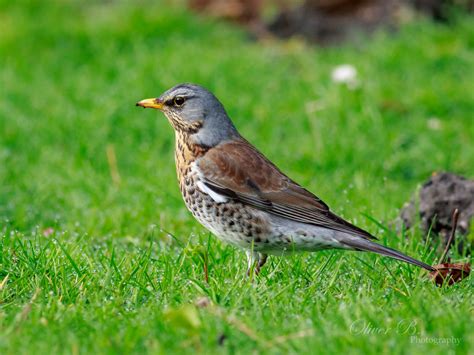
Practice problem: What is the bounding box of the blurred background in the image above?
[1,0,473,240]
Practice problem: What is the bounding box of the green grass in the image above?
[1,1,473,354]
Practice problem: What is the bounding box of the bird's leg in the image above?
[255,254,268,275]
[246,251,268,276]
[246,250,258,276]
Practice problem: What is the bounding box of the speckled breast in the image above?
[178,168,271,249]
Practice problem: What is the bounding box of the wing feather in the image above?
[197,139,375,240]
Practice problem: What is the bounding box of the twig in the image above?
[106,144,121,187]
[203,301,315,349]
[207,306,269,347]
[15,288,41,324]
[203,252,209,284]
[268,328,315,347]
[439,209,459,264]
[0,274,9,291]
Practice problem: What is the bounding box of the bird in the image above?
[136,83,435,275]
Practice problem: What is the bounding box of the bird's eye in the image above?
[173,96,185,107]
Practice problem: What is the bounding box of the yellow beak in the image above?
[136,98,164,110]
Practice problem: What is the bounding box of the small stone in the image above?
[195,296,211,308]
[399,172,474,254]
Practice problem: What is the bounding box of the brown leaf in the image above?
[430,263,471,286]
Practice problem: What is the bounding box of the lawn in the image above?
[0,1,473,354]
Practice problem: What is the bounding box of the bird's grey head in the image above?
[136,83,239,147]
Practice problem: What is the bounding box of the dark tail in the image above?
[339,238,435,272]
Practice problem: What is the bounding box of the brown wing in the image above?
[197,139,375,240]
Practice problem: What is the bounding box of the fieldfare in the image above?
[137,83,434,275]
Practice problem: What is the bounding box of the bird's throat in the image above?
[174,131,210,184]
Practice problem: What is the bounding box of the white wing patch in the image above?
[196,180,228,203]
[191,161,228,203]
